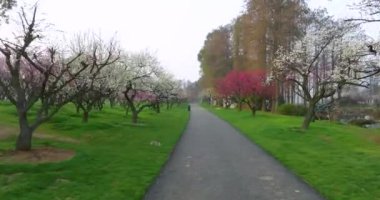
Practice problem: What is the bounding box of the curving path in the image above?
[144,104,324,200]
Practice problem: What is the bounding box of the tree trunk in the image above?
[44,109,48,117]
[82,111,89,123]
[272,81,280,112]
[16,112,33,151]
[156,103,160,114]
[238,101,243,111]
[250,107,256,116]
[247,102,256,116]
[110,99,115,108]
[132,111,138,124]
[302,103,316,130]
[125,107,130,117]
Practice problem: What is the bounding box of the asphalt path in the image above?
[144,104,324,200]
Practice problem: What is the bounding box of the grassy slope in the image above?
[205,105,380,200]
[0,102,189,200]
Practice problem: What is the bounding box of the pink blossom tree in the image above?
[216,70,247,111]
[242,70,274,115]
[216,69,274,115]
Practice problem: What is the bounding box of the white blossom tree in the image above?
[348,0,380,23]
[109,51,183,123]
[69,33,120,123]
[273,15,380,129]
[0,6,119,150]
[0,0,16,23]
[149,71,182,112]
[108,51,162,123]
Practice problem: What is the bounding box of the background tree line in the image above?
[198,0,380,129]
[198,0,309,111]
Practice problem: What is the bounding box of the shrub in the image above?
[278,104,307,116]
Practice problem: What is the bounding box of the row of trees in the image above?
[198,0,310,110]
[0,6,184,151]
[199,0,380,130]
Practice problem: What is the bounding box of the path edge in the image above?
[142,111,192,199]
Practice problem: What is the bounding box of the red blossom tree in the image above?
[216,69,274,115]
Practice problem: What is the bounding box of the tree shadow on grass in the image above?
[122,122,148,127]
[287,127,307,134]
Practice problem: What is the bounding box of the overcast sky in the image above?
[7,0,380,81]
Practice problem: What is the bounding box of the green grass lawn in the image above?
[0,102,189,200]
[205,105,380,200]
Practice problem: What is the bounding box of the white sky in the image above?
[308,0,380,38]
[4,0,380,81]
[36,0,245,82]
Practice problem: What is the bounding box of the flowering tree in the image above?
[273,15,380,129]
[243,70,274,115]
[150,72,181,112]
[0,7,114,150]
[100,51,181,123]
[0,0,16,23]
[124,89,156,122]
[116,52,162,123]
[216,70,274,115]
[348,0,380,23]
[216,71,247,111]
[70,33,120,123]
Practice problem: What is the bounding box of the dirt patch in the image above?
[0,126,79,144]
[0,127,16,140]
[34,134,80,144]
[0,148,75,164]
[319,135,333,143]
[368,135,380,145]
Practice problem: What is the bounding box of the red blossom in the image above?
[216,69,274,100]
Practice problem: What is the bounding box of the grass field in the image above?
[205,105,380,200]
[0,102,189,200]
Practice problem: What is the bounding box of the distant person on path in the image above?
[188,104,191,112]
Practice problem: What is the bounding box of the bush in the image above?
[278,104,307,116]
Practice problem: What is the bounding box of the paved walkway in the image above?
[144,104,324,200]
